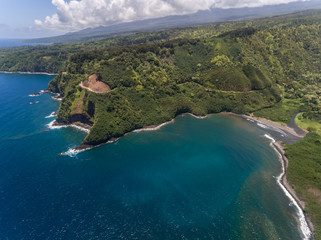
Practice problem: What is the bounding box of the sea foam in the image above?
[45,112,56,118]
[51,96,62,101]
[264,134,312,240]
[257,122,287,136]
[47,120,90,133]
[62,148,88,157]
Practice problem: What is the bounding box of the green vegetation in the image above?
[1,9,321,74]
[254,99,307,124]
[285,132,321,239]
[50,34,289,145]
[1,10,321,238]
[296,113,321,135]
[46,10,321,147]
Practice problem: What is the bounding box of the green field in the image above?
[296,113,321,135]
[254,99,306,124]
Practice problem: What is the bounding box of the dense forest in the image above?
[1,10,321,239]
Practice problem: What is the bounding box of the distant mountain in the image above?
[26,0,321,44]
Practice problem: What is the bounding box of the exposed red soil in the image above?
[80,74,111,93]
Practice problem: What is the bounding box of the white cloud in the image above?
[35,0,308,31]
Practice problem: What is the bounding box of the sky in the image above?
[0,0,314,39]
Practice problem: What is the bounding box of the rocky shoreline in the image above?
[242,114,314,240]
[273,141,314,239]
[48,119,91,133]
[29,89,51,97]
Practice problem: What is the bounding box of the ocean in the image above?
[0,39,50,48]
[0,73,305,239]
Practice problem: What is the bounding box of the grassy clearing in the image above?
[295,112,321,135]
[254,98,306,124]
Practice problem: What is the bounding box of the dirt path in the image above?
[80,74,111,93]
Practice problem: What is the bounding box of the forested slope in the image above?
[1,9,320,73]
[47,12,321,147]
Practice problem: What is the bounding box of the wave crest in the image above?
[45,112,57,118]
[264,134,312,240]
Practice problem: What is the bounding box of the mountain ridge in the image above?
[25,0,321,44]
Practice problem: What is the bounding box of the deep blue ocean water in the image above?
[0,73,303,239]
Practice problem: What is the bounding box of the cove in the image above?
[0,73,303,239]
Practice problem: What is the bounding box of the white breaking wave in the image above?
[62,137,119,157]
[264,134,312,240]
[29,90,48,97]
[69,125,90,133]
[47,120,90,133]
[47,120,61,129]
[45,112,57,118]
[264,134,275,142]
[257,122,268,129]
[257,122,287,136]
[51,96,62,101]
[62,148,88,157]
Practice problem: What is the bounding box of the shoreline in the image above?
[242,114,306,138]
[0,71,57,75]
[242,114,314,239]
[59,111,303,151]
[271,140,314,240]
[47,120,91,133]
[60,113,207,155]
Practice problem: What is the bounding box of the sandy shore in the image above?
[243,114,305,138]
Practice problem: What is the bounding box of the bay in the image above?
[0,73,302,239]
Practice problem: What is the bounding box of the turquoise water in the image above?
[0,73,302,239]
